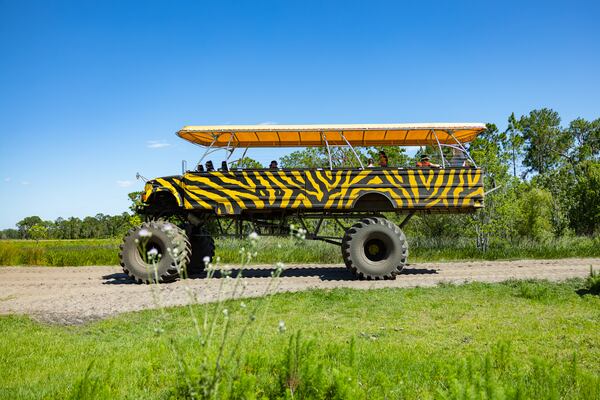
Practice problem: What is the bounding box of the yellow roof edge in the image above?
[178,122,487,133]
[175,123,488,147]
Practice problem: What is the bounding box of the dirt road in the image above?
[1,258,598,324]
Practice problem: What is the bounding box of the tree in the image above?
[519,108,571,176]
[569,161,600,235]
[567,117,600,163]
[505,113,524,178]
[230,157,263,169]
[16,216,43,239]
[0,229,20,239]
[28,224,48,242]
[516,186,554,241]
[280,147,367,168]
[128,191,144,214]
[467,124,520,249]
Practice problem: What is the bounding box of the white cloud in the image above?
[116,180,133,188]
[21,181,29,185]
[4,177,10,182]
[147,140,171,149]
[258,121,278,125]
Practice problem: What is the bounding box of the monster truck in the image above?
[120,123,485,283]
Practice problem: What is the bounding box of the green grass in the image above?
[1,235,600,266]
[0,280,599,399]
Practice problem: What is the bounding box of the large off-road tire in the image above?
[342,217,408,280]
[186,227,215,275]
[119,220,190,284]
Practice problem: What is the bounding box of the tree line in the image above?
[0,213,140,240]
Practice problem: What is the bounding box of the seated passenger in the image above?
[367,158,375,168]
[378,151,388,167]
[449,147,467,167]
[220,161,229,171]
[269,160,278,169]
[416,154,440,168]
[196,163,204,172]
[205,160,215,171]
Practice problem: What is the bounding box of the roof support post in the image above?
[225,132,236,161]
[340,132,364,169]
[447,130,478,168]
[197,136,218,165]
[322,132,333,170]
[431,129,446,168]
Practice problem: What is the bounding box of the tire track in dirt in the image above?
[1,258,598,324]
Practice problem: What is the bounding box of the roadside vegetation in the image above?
[1,235,600,266]
[1,279,598,399]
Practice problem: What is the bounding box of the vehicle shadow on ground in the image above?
[102,266,437,284]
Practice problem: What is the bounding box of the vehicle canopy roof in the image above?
[177,123,486,148]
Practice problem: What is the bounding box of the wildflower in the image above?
[278,320,286,333]
[222,309,229,317]
[275,262,285,275]
[138,228,152,238]
[248,231,259,240]
[203,256,210,264]
[240,302,246,309]
[147,248,159,258]
[154,327,164,335]
[134,238,139,244]
[162,223,174,232]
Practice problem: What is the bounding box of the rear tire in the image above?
[119,220,190,284]
[187,227,215,275]
[341,217,408,280]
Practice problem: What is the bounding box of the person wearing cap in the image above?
[416,154,440,168]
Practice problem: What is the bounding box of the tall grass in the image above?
[1,235,599,266]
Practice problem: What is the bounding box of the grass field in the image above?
[1,235,600,266]
[1,280,599,399]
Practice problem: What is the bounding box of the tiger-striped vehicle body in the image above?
[122,123,488,283]
[142,167,484,216]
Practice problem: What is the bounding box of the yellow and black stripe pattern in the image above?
[143,168,484,215]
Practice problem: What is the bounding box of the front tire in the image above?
[342,217,408,280]
[119,220,190,283]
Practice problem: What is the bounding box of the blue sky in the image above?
[1,0,599,229]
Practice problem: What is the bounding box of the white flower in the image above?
[222,309,229,317]
[275,262,285,274]
[147,248,159,258]
[203,256,210,264]
[162,223,174,232]
[248,231,259,240]
[240,302,246,309]
[138,228,152,238]
[278,320,286,333]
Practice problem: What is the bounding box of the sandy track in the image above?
[1,258,598,324]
